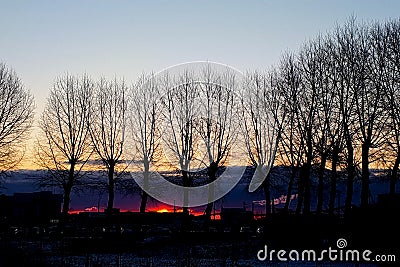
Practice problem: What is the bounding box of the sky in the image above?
[1,0,400,169]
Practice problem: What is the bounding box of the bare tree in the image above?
[196,66,238,220]
[241,70,284,217]
[296,39,323,215]
[333,19,360,216]
[130,73,161,213]
[324,37,346,215]
[161,70,201,215]
[385,19,400,195]
[330,18,391,212]
[275,53,304,214]
[0,63,34,173]
[356,22,389,209]
[36,74,93,215]
[277,36,345,215]
[307,36,339,215]
[89,78,128,212]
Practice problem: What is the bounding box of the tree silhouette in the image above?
[89,78,128,212]
[36,74,93,215]
[0,63,34,173]
[275,52,304,214]
[161,70,201,215]
[196,66,238,220]
[130,73,162,213]
[384,19,400,195]
[241,70,284,216]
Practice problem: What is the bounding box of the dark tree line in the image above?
[34,18,400,217]
[236,18,400,216]
[266,18,400,215]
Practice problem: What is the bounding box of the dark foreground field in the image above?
[0,209,398,267]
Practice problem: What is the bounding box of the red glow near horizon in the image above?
[67,207,219,220]
[68,203,208,217]
[66,195,296,217]
[147,205,203,215]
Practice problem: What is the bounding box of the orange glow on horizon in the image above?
[156,208,169,213]
[67,208,220,219]
[66,202,225,218]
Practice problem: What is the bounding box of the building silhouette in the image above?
[0,191,62,224]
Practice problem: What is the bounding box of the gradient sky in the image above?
[1,0,400,168]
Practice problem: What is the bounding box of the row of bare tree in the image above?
[2,17,400,218]
[36,76,128,215]
[35,68,240,216]
[266,17,400,216]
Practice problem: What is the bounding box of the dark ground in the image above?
[0,209,398,267]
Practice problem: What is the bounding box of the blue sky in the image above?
[1,0,399,116]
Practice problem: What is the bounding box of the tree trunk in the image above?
[182,170,190,215]
[205,162,218,220]
[62,182,72,216]
[360,142,370,209]
[283,167,297,213]
[140,160,150,213]
[263,171,272,218]
[107,163,115,212]
[140,191,148,213]
[390,150,400,195]
[344,128,355,217]
[303,139,313,215]
[302,128,313,215]
[301,163,312,215]
[62,163,75,216]
[295,173,304,215]
[329,148,338,216]
[316,153,327,214]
